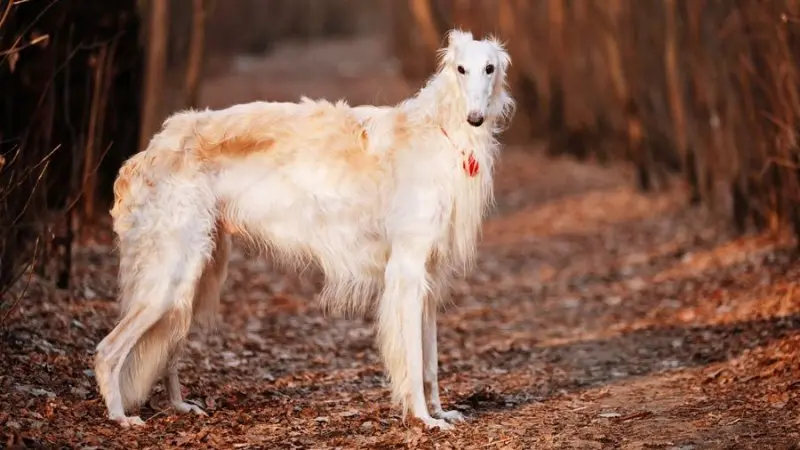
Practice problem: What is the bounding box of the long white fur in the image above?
[93,29,514,430]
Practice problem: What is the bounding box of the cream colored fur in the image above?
[93,29,514,430]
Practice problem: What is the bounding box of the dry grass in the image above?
[390,0,800,241]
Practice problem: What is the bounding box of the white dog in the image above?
[94,29,513,430]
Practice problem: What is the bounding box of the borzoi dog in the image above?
[94,29,513,430]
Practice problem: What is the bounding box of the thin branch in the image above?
[1,0,60,67]
[0,236,39,326]
[0,144,61,204]
[0,33,49,57]
[0,0,15,34]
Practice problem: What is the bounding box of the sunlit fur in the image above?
[94,29,514,430]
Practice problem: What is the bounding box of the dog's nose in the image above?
[467,112,484,127]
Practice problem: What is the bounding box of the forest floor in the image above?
[2,36,800,450]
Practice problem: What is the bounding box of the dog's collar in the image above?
[439,126,479,177]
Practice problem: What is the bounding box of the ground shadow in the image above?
[455,313,800,414]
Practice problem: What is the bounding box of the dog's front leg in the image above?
[423,305,464,423]
[378,243,452,430]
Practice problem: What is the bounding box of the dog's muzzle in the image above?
[467,112,485,127]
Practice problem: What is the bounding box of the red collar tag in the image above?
[462,152,479,177]
[440,126,479,177]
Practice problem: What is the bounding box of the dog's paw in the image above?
[172,401,208,416]
[435,409,465,423]
[112,415,145,428]
[417,416,454,431]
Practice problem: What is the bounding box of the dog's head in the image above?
[440,29,513,127]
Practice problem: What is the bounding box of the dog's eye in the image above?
[457,65,466,75]
[485,64,495,75]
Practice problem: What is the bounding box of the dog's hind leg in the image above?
[164,355,206,415]
[95,190,217,427]
[96,242,212,426]
[423,302,464,423]
[191,225,230,330]
[163,227,230,416]
[378,239,452,430]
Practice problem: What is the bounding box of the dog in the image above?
[93,29,513,430]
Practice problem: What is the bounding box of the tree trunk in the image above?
[139,0,169,152]
[185,0,207,109]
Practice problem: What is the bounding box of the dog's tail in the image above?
[98,109,225,413]
[116,305,188,410]
[111,230,228,413]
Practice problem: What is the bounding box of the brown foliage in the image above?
[2,148,800,448]
[390,0,800,240]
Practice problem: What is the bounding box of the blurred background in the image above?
[2,0,800,295]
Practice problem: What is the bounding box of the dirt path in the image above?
[2,37,800,449]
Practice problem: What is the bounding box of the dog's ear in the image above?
[447,29,473,48]
[487,35,512,72]
[438,29,472,67]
